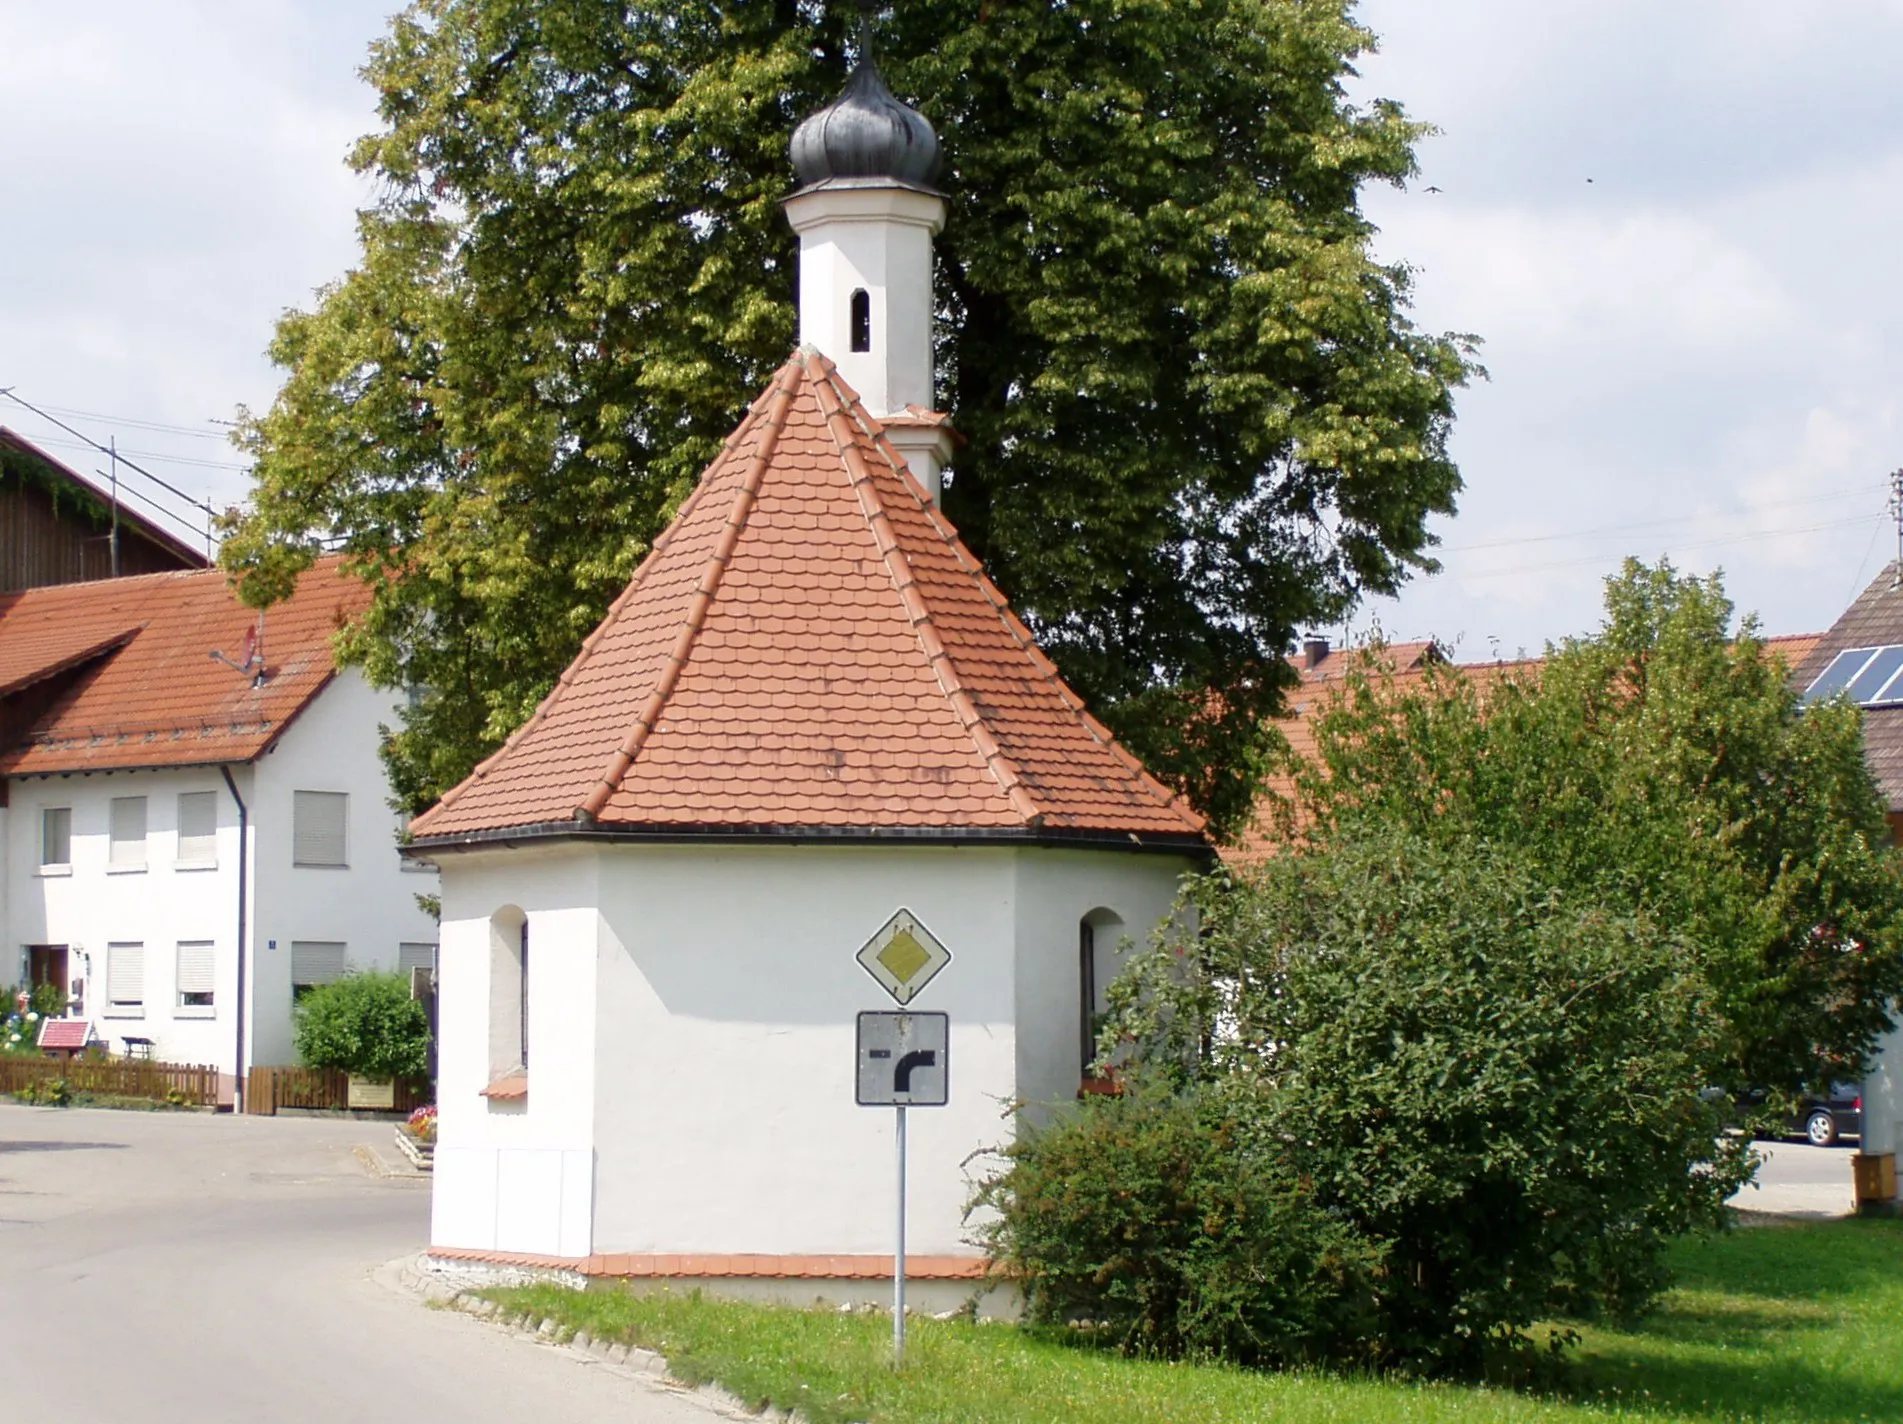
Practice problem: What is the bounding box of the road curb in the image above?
[381,1253,814,1424]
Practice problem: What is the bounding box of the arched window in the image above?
[488,906,529,1081]
[849,288,872,352]
[1078,908,1126,1077]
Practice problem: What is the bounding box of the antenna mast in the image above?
[1892,468,1903,589]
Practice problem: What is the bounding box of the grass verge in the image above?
[477,1218,1903,1424]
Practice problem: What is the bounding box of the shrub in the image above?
[976,1086,1381,1367]
[293,971,430,1081]
[1092,829,1752,1373]
[15,1077,71,1107]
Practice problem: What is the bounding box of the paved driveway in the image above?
[0,1104,708,1424]
[1729,1138,1859,1217]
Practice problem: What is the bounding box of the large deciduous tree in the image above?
[222,0,1475,832]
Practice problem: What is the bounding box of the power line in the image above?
[0,387,216,550]
[1454,512,1885,581]
[28,400,236,442]
[23,432,250,472]
[1437,479,1887,555]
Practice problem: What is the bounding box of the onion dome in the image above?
[790,52,941,191]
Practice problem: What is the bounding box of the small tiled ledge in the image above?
[481,1071,528,1101]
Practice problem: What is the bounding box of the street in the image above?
[0,1102,1865,1423]
[0,1104,710,1424]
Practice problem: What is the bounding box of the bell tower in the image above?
[784,5,955,501]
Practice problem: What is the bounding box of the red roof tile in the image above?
[413,350,1204,847]
[0,557,367,775]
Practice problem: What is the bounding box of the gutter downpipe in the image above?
[219,766,249,1114]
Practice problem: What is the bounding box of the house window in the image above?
[850,288,871,352]
[176,941,215,1012]
[109,796,148,869]
[40,807,71,869]
[398,941,436,988]
[1079,909,1125,1077]
[290,940,347,1001]
[106,942,145,1017]
[176,792,218,865]
[1078,920,1096,1075]
[293,791,348,867]
[488,907,529,1081]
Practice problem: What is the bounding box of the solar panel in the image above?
[1846,646,1903,704]
[1803,645,1903,707]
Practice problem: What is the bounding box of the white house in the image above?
[412,44,1209,1299]
[0,559,440,1099]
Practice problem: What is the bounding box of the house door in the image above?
[28,945,69,1011]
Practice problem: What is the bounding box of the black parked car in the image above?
[1789,1085,1862,1147]
[1709,1084,1864,1146]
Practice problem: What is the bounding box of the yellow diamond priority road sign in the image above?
[857,908,951,1006]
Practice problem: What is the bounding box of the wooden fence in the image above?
[0,1054,222,1106]
[244,1065,430,1116]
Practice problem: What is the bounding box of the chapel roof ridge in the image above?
[410,348,1205,849]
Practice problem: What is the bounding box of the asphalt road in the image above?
[1729,1136,1860,1217]
[0,1104,711,1424]
[0,1101,1863,1424]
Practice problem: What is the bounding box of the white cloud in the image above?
[1346,0,1903,653]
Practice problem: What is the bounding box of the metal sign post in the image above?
[856,1010,949,1369]
[894,1102,907,1365]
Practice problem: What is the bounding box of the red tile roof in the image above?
[413,350,1204,848]
[1231,627,1828,866]
[0,557,367,775]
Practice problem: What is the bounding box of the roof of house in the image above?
[0,427,211,571]
[0,556,368,777]
[411,349,1205,851]
[1793,565,1903,811]
[1230,627,1826,866]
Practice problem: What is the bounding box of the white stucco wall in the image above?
[3,668,438,1075]
[1010,849,1194,1119]
[429,838,1197,1264]
[4,764,252,1070]
[1862,1022,1903,1163]
[431,845,597,1257]
[247,668,440,1066]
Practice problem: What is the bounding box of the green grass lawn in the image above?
[479,1219,1903,1424]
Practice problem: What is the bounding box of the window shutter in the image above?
[176,941,215,1000]
[290,941,347,988]
[177,792,218,862]
[293,791,348,867]
[41,807,71,866]
[109,796,147,865]
[108,943,145,1006]
[398,942,436,975]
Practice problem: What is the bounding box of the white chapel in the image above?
[413,28,1209,1299]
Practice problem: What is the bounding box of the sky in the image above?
[1,1,1899,657]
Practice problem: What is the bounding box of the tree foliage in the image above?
[221,0,1474,832]
[1279,560,1903,1095]
[293,971,431,1081]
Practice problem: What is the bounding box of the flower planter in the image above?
[394,1125,435,1171]
[346,1074,397,1110]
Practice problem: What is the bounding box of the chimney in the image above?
[1302,636,1330,671]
